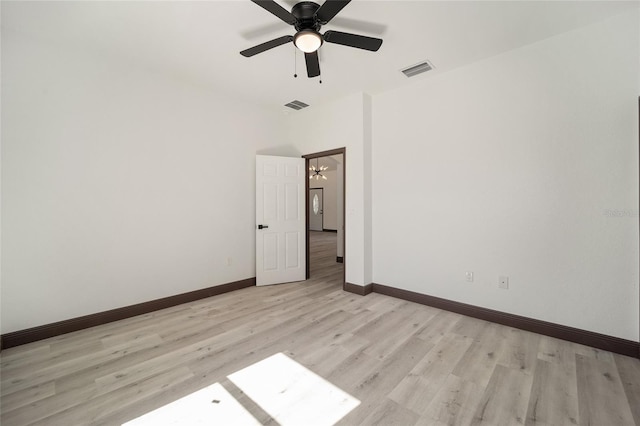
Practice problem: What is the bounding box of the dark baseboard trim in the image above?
[1,278,256,349]
[336,257,344,263]
[344,282,373,296]
[323,229,338,233]
[372,283,640,359]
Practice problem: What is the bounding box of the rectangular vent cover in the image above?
[401,61,433,77]
[285,100,309,110]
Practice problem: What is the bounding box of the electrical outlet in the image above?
[465,272,474,282]
[226,257,232,266]
[499,276,509,289]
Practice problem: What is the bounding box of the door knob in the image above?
[258,224,269,229]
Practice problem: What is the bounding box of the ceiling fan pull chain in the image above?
[293,45,298,78]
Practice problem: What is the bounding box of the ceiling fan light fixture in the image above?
[294,30,323,53]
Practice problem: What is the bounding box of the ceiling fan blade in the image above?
[240,21,288,40]
[323,30,382,51]
[315,0,351,25]
[305,51,320,78]
[251,0,297,25]
[328,16,387,36]
[240,35,293,57]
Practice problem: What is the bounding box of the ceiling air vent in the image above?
[401,61,433,78]
[284,100,309,110]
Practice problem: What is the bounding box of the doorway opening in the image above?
[303,148,346,290]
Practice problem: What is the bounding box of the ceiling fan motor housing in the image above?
[292,1,322,31]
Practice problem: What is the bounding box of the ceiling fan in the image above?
[240,0,383,78]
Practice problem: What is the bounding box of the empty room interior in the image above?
[1,1,640,425]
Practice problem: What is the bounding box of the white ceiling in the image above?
[3,1,636,113]
[312,154,342,171]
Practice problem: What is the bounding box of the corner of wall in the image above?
[363,93,373,285]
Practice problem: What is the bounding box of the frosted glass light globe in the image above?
[294,31,322,53]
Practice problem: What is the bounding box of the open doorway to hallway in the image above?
[308,231,344,284]
[303,149,345,289]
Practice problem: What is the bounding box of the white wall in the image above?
[372,12,639,340]
[1,33,284,333]
[286,93,371,286]
[363,94,373,286]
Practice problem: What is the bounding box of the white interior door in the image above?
[256,155,306,286]
[309,188,323,231]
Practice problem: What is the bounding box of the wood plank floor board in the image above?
[183,314,332,379]
[36,301,191,349]
[52,330,208,395]
[1,338,103,378]
[573,344,616,364]
[28,367,195,426]
[421,373,484,426]
[1,382,100,426]
[388,333,474,416]
[80,305,191,340]
[615,353,640,426]
[0,381,56,415]
[415,417,451,426]
[1,232,638,426]
[362,292,407,313]
[451,316,492,342]
[525,359,579,426]
[1,333,164,396]
[256,310,365,368]
[537,335,579,367]
[0,345,51,366]
[414,309,463,344]
[576,354,636,426]
[338,337,435,425]
[470,364,533,426]
[450,324,509,389]
[284,331,369,378]
[356,336,435,398]
[355,398,420,426]
[363,304,439,360]
[352,302,411,336]
[498,327,541,376]
[324,348,382,396]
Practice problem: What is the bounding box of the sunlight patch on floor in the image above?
[122,382,260,426]
[123,353,359,426]
[228,352,360,426]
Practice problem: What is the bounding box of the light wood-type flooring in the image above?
[1,231,639,425]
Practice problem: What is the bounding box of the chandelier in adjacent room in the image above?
[309,158,328,180]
